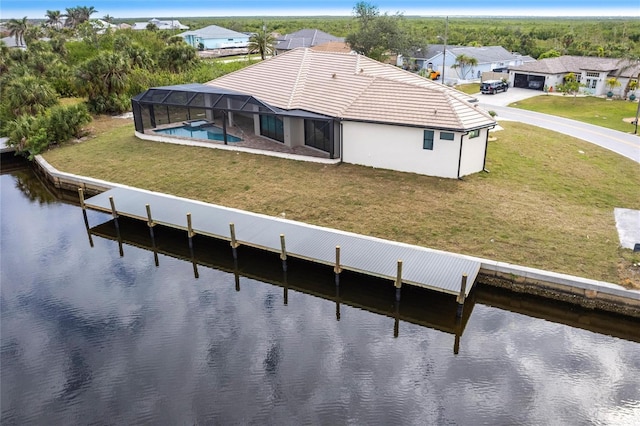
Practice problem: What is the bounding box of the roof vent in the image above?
[332,73,337,78]
[434,109,438,115]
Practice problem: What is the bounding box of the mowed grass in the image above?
[454,83,480,95]
[511,95,639,133]
[44,117,640,286]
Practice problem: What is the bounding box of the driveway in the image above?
[476,87,544,106]
[474,89,640,164]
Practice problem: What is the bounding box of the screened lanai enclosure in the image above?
[131,84,340,159]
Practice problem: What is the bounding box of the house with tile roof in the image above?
[131,18,189,31]
[180,25,250,50]
[131,48,496,178]
[508,56,640,97]
[275,29,344,55]
[398,46,535,84]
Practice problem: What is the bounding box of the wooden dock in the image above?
[82,186,480,300]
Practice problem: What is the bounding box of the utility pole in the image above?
[442,16,448,85]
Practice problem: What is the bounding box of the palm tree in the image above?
[103,14,114,24]
[63,7,81,28]
[451,54,478,80]
[7,17,28,47]
[78,6,98,23]
[3,74,58,118]
[248,27,275,60]
[45,10,63,29]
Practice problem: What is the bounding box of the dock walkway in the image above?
[84,187,480,296]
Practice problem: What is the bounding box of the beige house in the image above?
[132,48,496,178]
[509,56,640,97]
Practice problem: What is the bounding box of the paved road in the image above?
[477,88,640,164]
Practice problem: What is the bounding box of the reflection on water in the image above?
[2,166,639,425]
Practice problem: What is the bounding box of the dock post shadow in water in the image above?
[456,274,468,318]
[283,269,288,305]
[186,213,198,278]
[78,188,94,248]
[454,315,463,355]
[233,258,240,292]
[280,234,287,272]
[229,222,239,260]
[335,281,341,321]
[108,196,123,257]
[334,245,342,286]
[146,204,159,267]
[395,260,403,302]
[394,300,400,338]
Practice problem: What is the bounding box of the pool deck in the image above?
[146,119,334,160]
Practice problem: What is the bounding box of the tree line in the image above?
[0,13,253,158]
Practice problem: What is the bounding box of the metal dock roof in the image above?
[84,187,480,296]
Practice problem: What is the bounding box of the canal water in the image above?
[2,164,639,425]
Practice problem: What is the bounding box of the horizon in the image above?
[1,1,639,20]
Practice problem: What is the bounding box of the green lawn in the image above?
[43,117,640,287]
[511,95,639,133]
[454,83,480,95]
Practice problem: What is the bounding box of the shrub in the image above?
[5,104,91,159]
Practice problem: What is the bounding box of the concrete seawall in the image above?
[33,155,640,318]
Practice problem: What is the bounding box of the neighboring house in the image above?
[399,45,535,84]
[180,25,249,50]
[1,36,26,49]
[508,56,640,96]
[275,29,344,55]
[131,48,496,179]
[131,18,189,31]
[310,41,352,54]
[92,19,118,34]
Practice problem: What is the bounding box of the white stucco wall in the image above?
[342,122,485,178]
[459,131,488,177]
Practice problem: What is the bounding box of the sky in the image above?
[1,0,639,20]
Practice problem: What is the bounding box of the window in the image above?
[304,120,331,152]
[423,130,434,150]
[260,115,284,142]
[586,72,599,77]
[468,129,480,139]
[591,79,597,89]
[440,132,455,140]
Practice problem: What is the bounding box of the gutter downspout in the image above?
[482,126,493,172]
[457,133,466,179]
[339,121,344,164]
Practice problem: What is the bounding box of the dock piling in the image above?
[456,274,468,318]
[186,213,195,249]
[229,223,238,260]
[108,196,120,232]
[395,260,403,301]
[334,245,342,286]
[280,234,287,272]
[146,204,155,239]
[78,188,86,210]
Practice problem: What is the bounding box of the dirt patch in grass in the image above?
[44,119,640,287]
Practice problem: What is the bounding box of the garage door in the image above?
[514,73,546,90]
[514,73,529,88]
[527,75,545,91]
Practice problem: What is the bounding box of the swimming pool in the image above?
[155,124,243,142]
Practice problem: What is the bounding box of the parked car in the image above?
[481,80,508,94]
